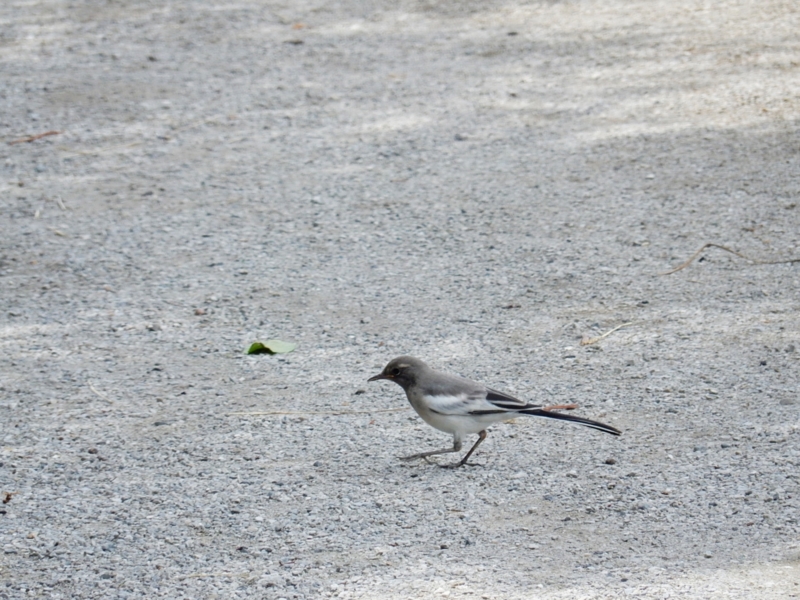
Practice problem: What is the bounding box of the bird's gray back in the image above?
[414,369,486,398]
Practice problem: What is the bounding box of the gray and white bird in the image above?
[368,356,621,468]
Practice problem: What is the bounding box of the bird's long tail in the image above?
[519,408,621,436]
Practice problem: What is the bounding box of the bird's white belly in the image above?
[409,395,512,435]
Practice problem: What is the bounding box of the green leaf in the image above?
[246,340,297,355]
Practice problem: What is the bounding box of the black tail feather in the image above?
[520,408,621,436]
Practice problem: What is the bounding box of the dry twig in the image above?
[541,403,578,411]
[661,243,800,275]
[580,322,634,346]
[8,130,61,145]
[58,141,141,155]
[180,572,249,580]
[88,381,113,404]
[229,408,406,417]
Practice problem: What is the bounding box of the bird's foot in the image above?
[439,460,482,469]
[399,454,424,462]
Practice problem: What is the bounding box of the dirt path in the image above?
[1,1,799,598]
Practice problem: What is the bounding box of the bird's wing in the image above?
[482,387,538,411]
[424,386,535,417]
[424,390,491,416]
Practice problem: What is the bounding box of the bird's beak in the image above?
[368,372,389,382]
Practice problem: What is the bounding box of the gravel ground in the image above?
[2,1,799,598]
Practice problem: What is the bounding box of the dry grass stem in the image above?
[180,572,249,580]
[661,243,800,275]
[229,408,406,417]
[8,130,61,145]
[580,322,634,346]
[88,381,113,404]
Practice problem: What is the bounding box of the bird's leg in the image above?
[400,440,462,462]
[441,430,487,469]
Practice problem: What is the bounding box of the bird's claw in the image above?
[439,461,483,469]
[399,454,423,462]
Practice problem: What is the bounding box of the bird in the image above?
[368,356,621,468]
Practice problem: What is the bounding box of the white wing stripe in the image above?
[425,393,494,416]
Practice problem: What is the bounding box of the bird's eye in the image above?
[391,367,401,376]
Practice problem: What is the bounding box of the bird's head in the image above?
[368,356,427,389]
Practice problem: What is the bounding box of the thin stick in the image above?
[8,130,61,145]
[58,141,141,155]
[88,381,113,404]
[661,243,800,275]
[580,322,634,346]
[541,403,578,411]
[228,408,406,417]
[180,572,249,580]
